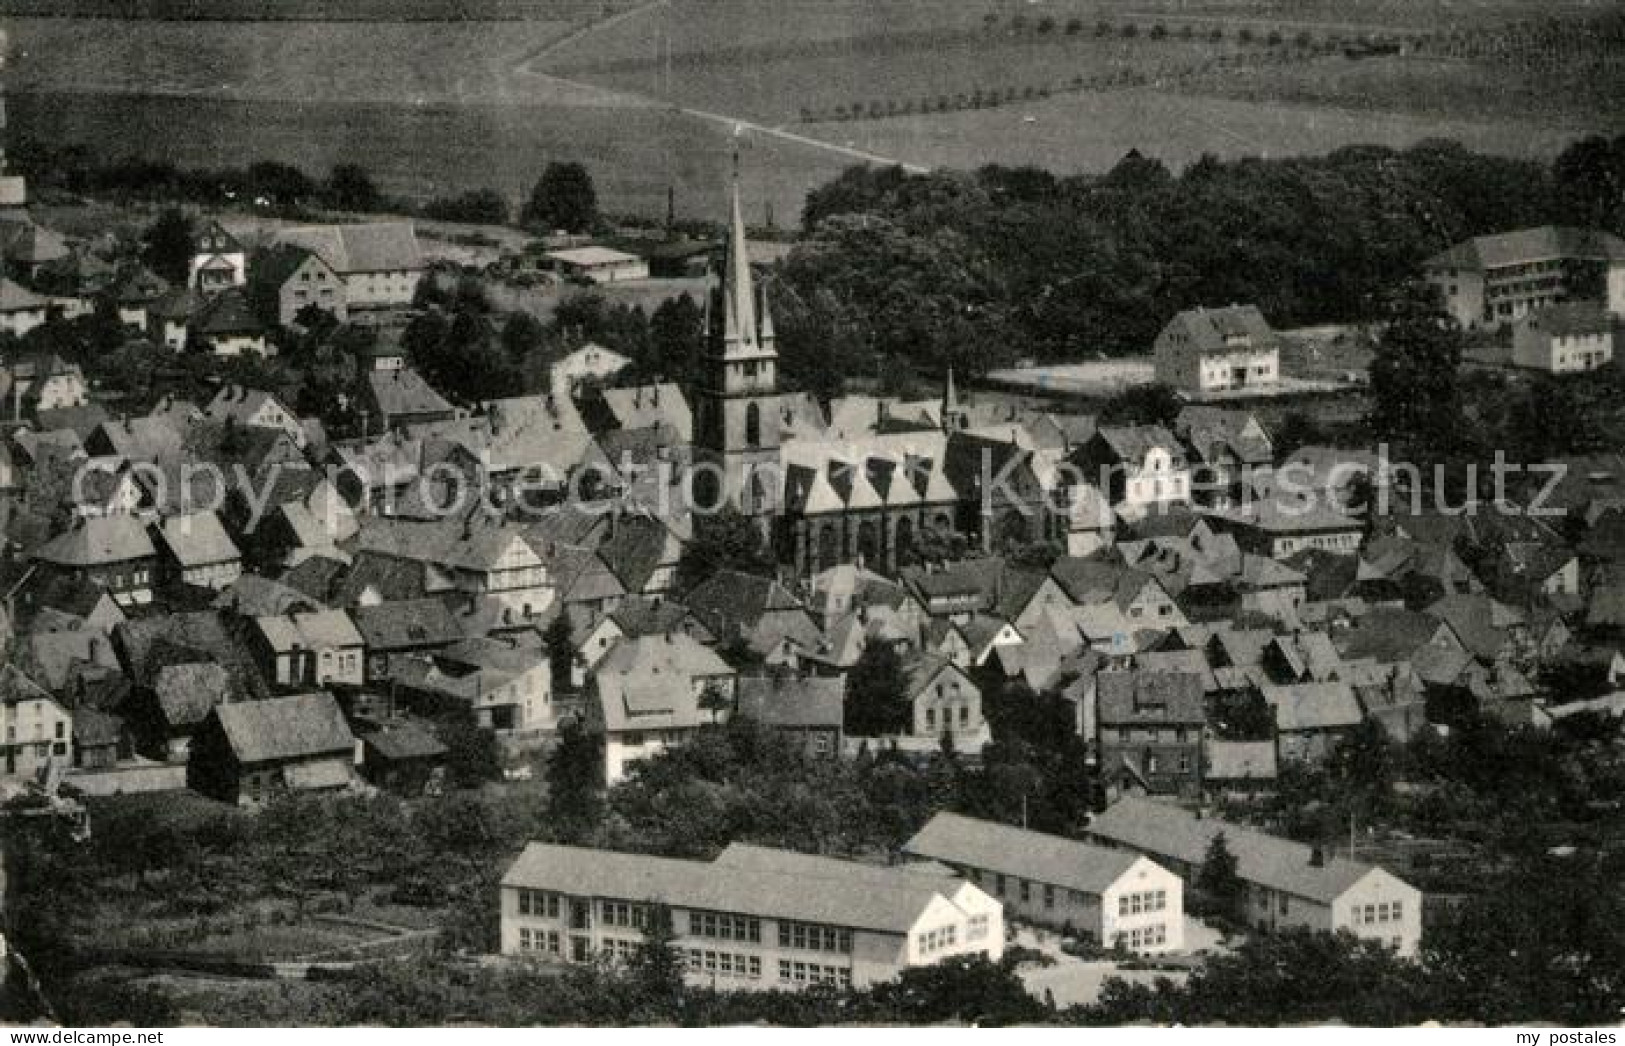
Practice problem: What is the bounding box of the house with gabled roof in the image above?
[586,632,735,783]
[275,222,424,310]
[188,289,269,357]
[349,599,464,682]
[1154,304,1281,397]
[187,691,358,805]
[684,568,823,668]
[389,637,554,737]
[1072,425,1191,520]
[905,811,1183,951]
[1261,680,1363,763]
[202,385,306,449]
[905,654,984,746]
[1,663,73,779]
[1087,797,1422,956]
[735,674,845,759]
[249,243,347,327]
[252,609,365,690]
[156,511,243,591]
[366,366,454,429]
[30,515,158,607]
[1096,669,1206,798]
[189,219,247,290]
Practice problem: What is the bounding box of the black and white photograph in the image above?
[0,0,1622,1032]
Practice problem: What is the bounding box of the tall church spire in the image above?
[942,367,967,432]
[721,171,759,355]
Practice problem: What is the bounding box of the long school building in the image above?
[904,811,1184,954]
[1086,797,1423,956]
[500,842,1004,990]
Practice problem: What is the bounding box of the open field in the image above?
[0,0,620,19]
[809,87,1595,177]
[4,0,1613,224]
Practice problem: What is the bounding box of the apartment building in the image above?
[499,841,1004,990]
[1424,225,1625,329]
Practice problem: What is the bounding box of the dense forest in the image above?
[769,135,1625,386]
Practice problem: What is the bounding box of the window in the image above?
[968,914,989,942]
[1019,879,1031,903]
[1043,884,1055,909]
[994,874,1007,896]
[926,709,935,730]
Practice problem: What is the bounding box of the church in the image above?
[687,181,1057,577]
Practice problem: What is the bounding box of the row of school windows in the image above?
[1118,890,1168,916]
[780,920,853,953]
[1352,901,1404,924]
[779,960,852,988]
[1119,924,1167,950]
[964,867,1088,909]
[516,890,562,918]
[517,927,562,955]
[687,949,762,979]
[690,910,761,943]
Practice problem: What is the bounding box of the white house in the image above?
[588,632,736,784]
[499,840,1003,988]
[156,511,243,591]
[253,609,365,690]
[1087,797,1423,956]
[1,664,73,780]
[1512,302,1614,373]
[276,222,425,310]
[547,246,650,285]
[905,812,1184,953]
[1153,304,1281,397]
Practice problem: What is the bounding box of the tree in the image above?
[1196,831,1244,920]
[627,903,686,1012]
[1368,280,1462,457]
[1552,134,1625,232]
[844,643,910,737]
[543,612,576,695]
[1101,382,1181,428]
[423,188,510,225]
[501,311,549,363]
[325,163,380,212]
[437,714,502,788]
[674,507,773,593]
[142,208,195,286]
[698,680,733,723]
[521,162,600,233]
[547,719,604,844]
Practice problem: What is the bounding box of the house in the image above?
[253,609,366,690]
[359,722,447,794]
[1261,681,1363,763]
[0,279,50,338]
[29,515,159,607]
[735,674,844,759]
[8,354,89,414]
[1512,302,1614,373]
[189,289,270,356]
[71,708,127,771]
[1087,797,1423,956]
[1072,425,1191,519]
[1175,406,1275,508]
[1423,225,1625,329]
[499,841,1003,987]
[276,222,424,310]
[587,632,736,784]
[904,811,1184,952]
[155,511,243,591]
[1208,492,1364,560]
[350,599,465,682]
[202,386,307,449]
[905,654,984,745]
[129,661,232,761]
[546,246,649,284]
[249,244,347,327]
[552,342,631,389]
[187,692,358,805]
[1096,670,1206,797]
[189,220,248,290]
[389,638,554,736]
[1204,739,1279,796]
[1,664,73,779]
[347,516,553,620]
[1153,304,1281,397]
[570,597,715,687]
[684,569,825,667]
[365,366,456,430]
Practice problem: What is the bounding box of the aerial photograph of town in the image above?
[0,0,1622,1032]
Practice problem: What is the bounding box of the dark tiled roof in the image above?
[213,691,355,764]
[735,674,844,730]
[1096,669,1206,726]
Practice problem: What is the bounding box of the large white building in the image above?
[500,841,1004,989]
[1423,225,1625,330]
[1087,797,1423,956]
[1153,305,1281,398]
[904,812,1185,953]
[276,222,424,310]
